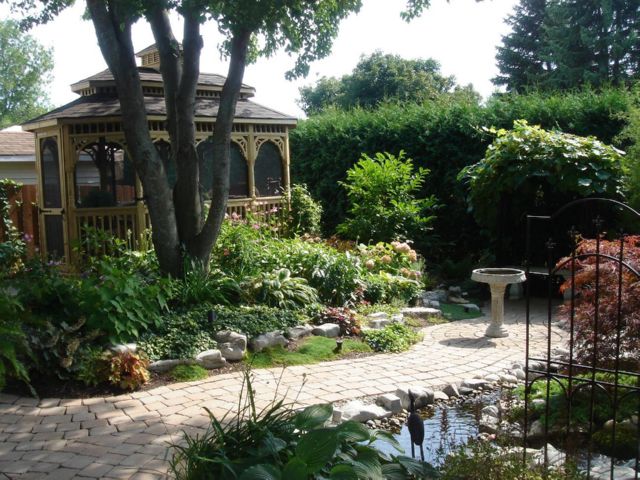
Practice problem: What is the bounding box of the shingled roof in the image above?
[70,67,255,95]
[0,131,35,156]
[23,95,296,126]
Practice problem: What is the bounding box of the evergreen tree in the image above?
[494,0,549,92]
[494,0,640,91]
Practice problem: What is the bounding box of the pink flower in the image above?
[252,223,261,230]
[231,212,240,221]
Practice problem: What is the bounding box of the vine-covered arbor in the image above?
[22,45,296,262]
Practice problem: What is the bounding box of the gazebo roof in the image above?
[22,94,296,129]
[70,67,256,96]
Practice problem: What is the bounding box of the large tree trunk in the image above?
[86,0,181,276]
[192,30,251,262]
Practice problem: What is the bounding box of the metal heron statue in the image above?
[407,390,425,461]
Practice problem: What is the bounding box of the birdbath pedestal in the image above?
[471,268,526,338]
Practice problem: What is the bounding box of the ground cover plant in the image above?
[248,336,371,368]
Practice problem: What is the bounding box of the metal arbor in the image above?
[523,198,640,479]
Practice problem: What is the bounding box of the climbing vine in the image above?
[0,179,26,276]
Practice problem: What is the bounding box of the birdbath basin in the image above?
[471,268,526,338]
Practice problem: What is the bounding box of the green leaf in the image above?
[335,421,371,443]
[282,458,308,480]
[294,403,333,430]
[329,464,359,480]
[381,464,409,480]
[397,456,439,478]
[238,464,281,480]
[296,428,339,473]
[578,178,593,187]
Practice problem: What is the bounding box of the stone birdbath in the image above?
[471,268,526,338]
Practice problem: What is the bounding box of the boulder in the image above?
[341,400,392,423]
[249,331,288,352]
[461,303,480,312]
[443,383,460,398]
[215,331,247,361]
[375,394,403,414]
[499,373,518,384]
[481,405,500,419]
[448,296,468,304]
[287,325,313,340]
[458,387,474,396]
[149,359,190,373]
[196,349,227,369]
[367,312,389,320]
[433,391,449,402]
[401,307,442,320]
[484,373,501,382]
[512,368,526,380]
[311,323,340,338]
[368,318,391,329]
[395,386,434,410]
[111,343,137,354]
[391,314,404,323]
[422,289,447,303]
[448,286,462,294]
[427,300,441,308]
[461,378,490,390]
[479,414,500,434]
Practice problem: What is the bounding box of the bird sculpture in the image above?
[407,390,425,461]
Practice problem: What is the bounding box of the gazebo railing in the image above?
[73,196,285,258]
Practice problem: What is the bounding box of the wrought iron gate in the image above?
[523,198,640,479]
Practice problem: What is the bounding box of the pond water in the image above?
[373,391,501,466]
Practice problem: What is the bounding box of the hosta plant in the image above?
[246,268,320,310]
[171,370,437,479]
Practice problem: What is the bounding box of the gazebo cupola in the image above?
[22,44,296,262]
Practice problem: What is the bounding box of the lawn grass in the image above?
[440,302,484,321]
[248,336,371,368]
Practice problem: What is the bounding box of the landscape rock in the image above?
[484,373,501,382]
[311,323,341,338]
[482,405,500,419]
[148,359,190,373]
[376,394,403,414]
[368,317,391,329]
[395,386,434,409]
[448,286,462,294]
[479,414,500,434]
[528,419,545,439]
[367,312,389,320]
[401,307,442,320]
[215,331,247,361]
[111,343,137,354]
[427,300,441,308]
[341,400,392,423]
[422,289,448,303]
[391,314,404,323]
[461,378,490,390]
[458,387,474,395]
[332,409,343,424]
[448,296,468,304]
[533,444,564,468]
[443,383,460,398]
[287,325,314,340]
[196,349,227,369]
[433,391,449,402]
[249,331,289,352]
[461,303,480,312]
[512,368,526,380]
[499,373,518,384]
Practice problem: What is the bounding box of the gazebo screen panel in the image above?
[75,140,136,208]
[197,139,248,199]
[255,141,283,197]
[41,138,62,209]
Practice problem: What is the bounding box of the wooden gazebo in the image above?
[22,45,296,262]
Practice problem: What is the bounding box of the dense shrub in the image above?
[291,88,633,264]
[460,121,626,263]
[337,151,436,243]
[0,180,26,277]
[282,183,323,236]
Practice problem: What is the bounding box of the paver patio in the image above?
[0,299,566,479]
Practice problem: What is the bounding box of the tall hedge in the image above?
[290,88,632,266]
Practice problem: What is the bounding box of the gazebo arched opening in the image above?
[255,141,283,197]
[197,139,249,199]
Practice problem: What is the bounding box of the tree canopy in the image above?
[0,19,52,129]
[494,0,640,92]
[4,0,433,276]
[298,51,476,115]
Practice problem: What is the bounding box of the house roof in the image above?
[23,94,296,128]
[0,131,35,156]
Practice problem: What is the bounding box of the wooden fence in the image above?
[0,183,39,256]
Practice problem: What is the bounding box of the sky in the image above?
[4,0,519,119]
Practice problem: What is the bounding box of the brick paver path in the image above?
[0,299,566,479]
